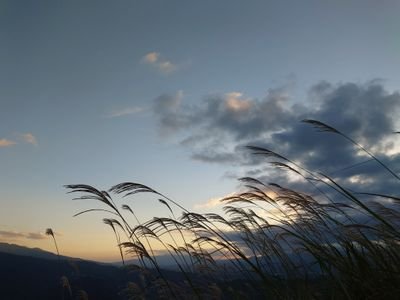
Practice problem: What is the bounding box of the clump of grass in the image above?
[66,120,400,299]
[46,228,74,299]
[46,228,60,259]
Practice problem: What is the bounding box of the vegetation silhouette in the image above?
[46,228,75,299]
[67,120,400,299]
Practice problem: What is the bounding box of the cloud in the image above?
[152,81,400,197]
[0,139,16,147]
[194,193,236,210]
[142,51,178,74]
[0,134,38,148]
[153,87,293,139]
[0,230,25,239]
[143,52,159,64]
[152,90,190,135]
[0,230,46,240]
[25,232,46,240]
[108,106,144,118]
[191,151,237,164]
[21,133,38,146]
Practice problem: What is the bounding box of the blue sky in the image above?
[1,0,400,261]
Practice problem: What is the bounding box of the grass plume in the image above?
[66,121,400,299]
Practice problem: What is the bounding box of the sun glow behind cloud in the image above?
[194,193,235,210]
[224,92,252,113]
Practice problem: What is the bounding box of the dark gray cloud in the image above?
[151,82,400,269]
[153,88,295,139]
[191,151,237,164]
[153,81,400,195]
[153,91,195,135]
[256,82,400,196]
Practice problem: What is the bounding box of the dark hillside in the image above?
[0,251,125,299]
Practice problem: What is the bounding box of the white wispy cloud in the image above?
[21,133,38,146]
[157,60,177,73]
[108,106,144,118]
[194,193,236,210]
[142,51,178,74]
[143,52,159,64]
[0,138,16,147]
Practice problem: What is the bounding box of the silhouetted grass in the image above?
[46,228,74,299]
[67,120,400,299]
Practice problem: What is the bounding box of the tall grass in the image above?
[66,120,400,299]
[46,228,73,299]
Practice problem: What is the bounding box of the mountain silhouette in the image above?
[0,243,197,299]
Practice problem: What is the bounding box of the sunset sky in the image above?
[1,0,400,261]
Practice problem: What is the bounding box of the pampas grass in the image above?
[66,120,400,299]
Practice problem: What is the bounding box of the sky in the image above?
[1,0,400,261]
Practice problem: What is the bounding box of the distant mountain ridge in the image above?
[0,242,76,261]
[0,250,126,299]
[0,244,201,299]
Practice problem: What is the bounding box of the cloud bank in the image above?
[152,81,400,195]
